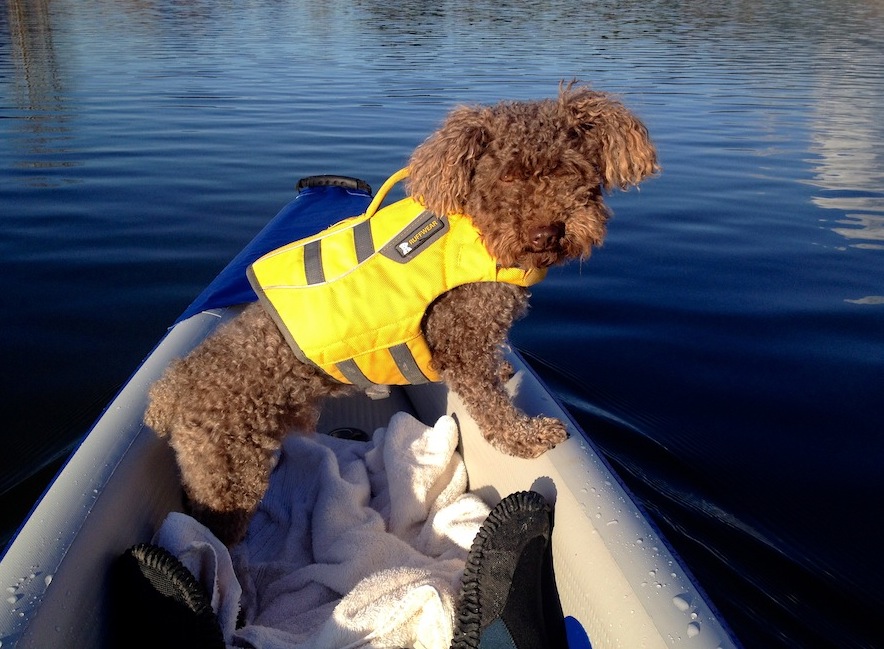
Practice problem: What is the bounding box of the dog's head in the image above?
[407,83,658,270]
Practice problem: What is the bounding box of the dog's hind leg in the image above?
[144,303,348,544]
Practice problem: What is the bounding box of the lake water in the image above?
[2,0,883,646]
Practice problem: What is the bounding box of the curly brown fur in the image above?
[145,83,657,544]
[408,82,658,269]
[145,302,352,544]
[423,282,567,458]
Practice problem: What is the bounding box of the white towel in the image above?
[156,412,488,649]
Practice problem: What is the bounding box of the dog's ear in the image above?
[407,106,490,215]
[560,84,659,190]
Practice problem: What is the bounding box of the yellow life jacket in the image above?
[247,168,547,388]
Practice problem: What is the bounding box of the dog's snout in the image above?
[529,222,565,250]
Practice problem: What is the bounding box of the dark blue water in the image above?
[2,0,883,646]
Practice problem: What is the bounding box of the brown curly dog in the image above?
[144,83,658,544]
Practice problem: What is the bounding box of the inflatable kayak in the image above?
[0,176,740,648]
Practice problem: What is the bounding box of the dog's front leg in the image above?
[424,283,567,458]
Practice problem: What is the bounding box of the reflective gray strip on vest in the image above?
[335,359,373,390]
[335,346,430,387]
[304,240,325,284]
[353,220,375,263]
[389,344,431,385]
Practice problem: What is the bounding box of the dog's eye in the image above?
[501,173,514,183]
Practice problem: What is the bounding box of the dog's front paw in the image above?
[494,415,568,459]
[528,415,569,453]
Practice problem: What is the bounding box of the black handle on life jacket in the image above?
[296,175,372,194]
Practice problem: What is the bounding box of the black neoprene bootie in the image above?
[451,491,567,649]
[110,543,225,649]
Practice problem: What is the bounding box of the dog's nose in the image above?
[529,223,565,251]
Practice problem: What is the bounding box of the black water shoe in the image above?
[110,542,225,648]
[451,491,567,649]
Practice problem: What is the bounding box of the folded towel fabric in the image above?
[156,412,489,649]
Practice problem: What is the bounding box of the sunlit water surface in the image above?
[2,1,883,647]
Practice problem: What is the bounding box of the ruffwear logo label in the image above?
[394,214,446,258]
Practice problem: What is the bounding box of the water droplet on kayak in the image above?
[672,593,692,612]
